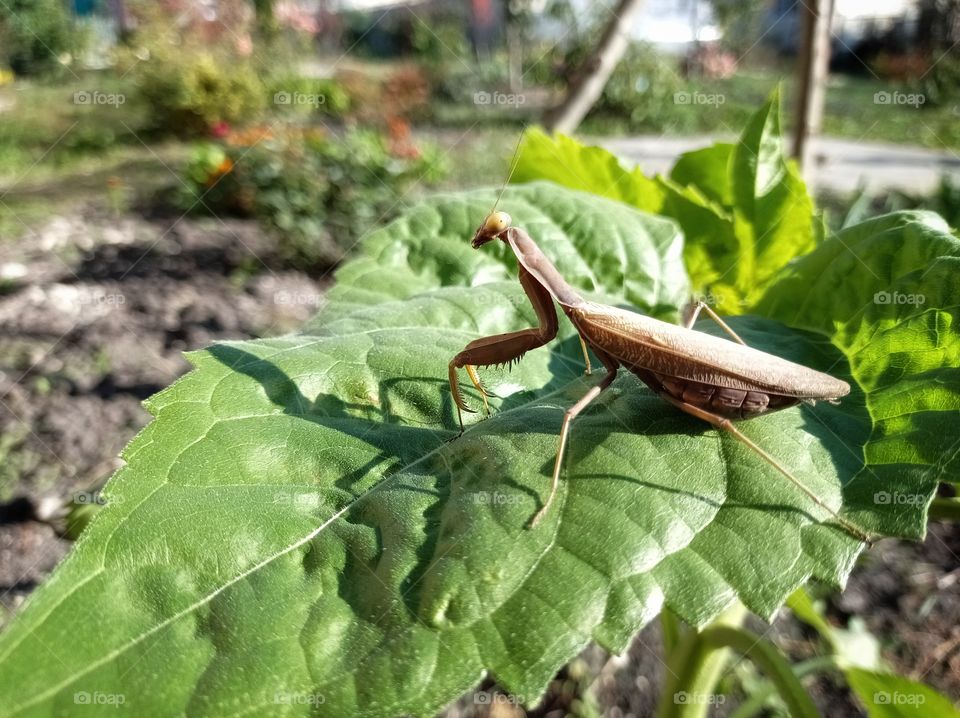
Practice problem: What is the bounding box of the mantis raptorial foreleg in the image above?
[464,365,491,415]
[449,266,559,432]
[449,327,552,410]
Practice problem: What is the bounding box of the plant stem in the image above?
[728,656,838,718]
[654,607,819,718]
[654,603,747,718]
[660,607,683,658]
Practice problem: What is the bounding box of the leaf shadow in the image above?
[206,344,453,492]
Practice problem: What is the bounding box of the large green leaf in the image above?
[728,89,817,300]
[511,127,665,214]
[757,210,960,535]
[310,181,684,326]
[0,186,939,717]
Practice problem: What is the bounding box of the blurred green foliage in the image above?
[922,53,960,106]
[266,75,351,118]
[0,0,76,77]
[133,51,265,136]
[591,43,685,131]
[835,175,960,232]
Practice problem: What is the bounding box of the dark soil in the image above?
[0,207,329,613]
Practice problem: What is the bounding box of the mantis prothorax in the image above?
[448,210,875,544]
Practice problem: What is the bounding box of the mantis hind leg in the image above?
[684,300,747,346]
[531,348,619,527]
[661,394,875,545]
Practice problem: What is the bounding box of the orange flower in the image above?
[387,115,411,143]
[386,115,419,159]
[206,157,234,185]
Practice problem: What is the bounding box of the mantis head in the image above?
[471,211,512,248]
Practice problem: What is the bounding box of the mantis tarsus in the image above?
[448,210,875,545]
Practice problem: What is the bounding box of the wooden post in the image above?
[792,0,834,181]
[543,0,646,135]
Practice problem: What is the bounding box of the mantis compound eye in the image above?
[483,211,511,233]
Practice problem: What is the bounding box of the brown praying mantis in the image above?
[447,208,876,545]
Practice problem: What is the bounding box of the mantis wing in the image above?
[570,302,850,400]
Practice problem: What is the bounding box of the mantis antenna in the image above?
[487,127,527,218]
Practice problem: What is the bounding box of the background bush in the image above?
[0,0,76,77]
[179,125,445,268]
[133,50,265,136]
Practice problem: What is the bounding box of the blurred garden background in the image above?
[1,1,959,715]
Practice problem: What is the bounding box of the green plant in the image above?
[653,591,960,718]
[179,126,445,267]
[536,37,689,133]
[0,0,76,77]
[834,175,960,233]
[266,75,350,117]
[117,3,272,136]
[0,96,957,716]
[411,16,469,66]
[513,88,814,315]
[592,42,685,130]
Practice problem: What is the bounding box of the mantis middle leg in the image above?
[531,347,620,527]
